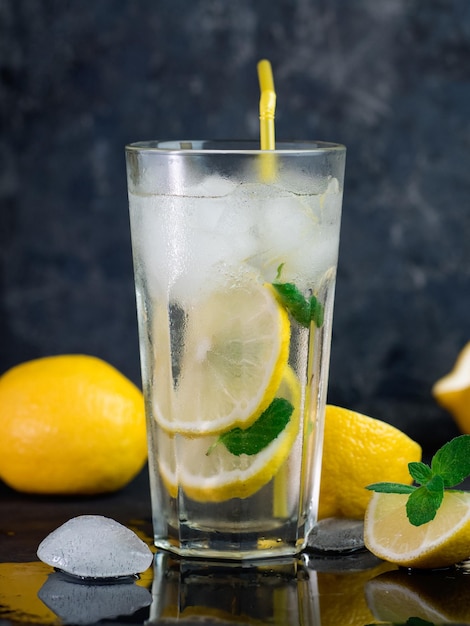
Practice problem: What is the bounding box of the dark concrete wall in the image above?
[2,0,470,454]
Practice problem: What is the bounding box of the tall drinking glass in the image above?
[126,140,346,560]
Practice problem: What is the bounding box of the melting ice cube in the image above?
[307,517,365,553]
[37,515,153,579]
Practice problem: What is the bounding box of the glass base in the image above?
[154,522,306,561]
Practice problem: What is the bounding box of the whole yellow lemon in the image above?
[319,405,422,519]
[0,355,147,495]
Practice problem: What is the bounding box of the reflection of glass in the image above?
[126,140,346,560]
[366,567,470,624]
[38,571,152,625]
[148,552,315,624]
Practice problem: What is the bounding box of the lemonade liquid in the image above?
[126,141,345,559]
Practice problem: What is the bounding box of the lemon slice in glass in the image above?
[158,365,301,502]
[154,278,290,436]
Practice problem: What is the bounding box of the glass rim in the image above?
[125,139,346,155]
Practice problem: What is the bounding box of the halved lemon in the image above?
[364,491,470,569]
[158,365,301,502]
[432,341,470,434]
[154,277,290,436]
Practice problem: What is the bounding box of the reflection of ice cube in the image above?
[37,516,153,579]
[38,571,151,625]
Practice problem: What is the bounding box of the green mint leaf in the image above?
[310,294,324,327]
[216,397,293,456]
[408,461,433,485]
[430,434,470,487]
[275,263,285,281]
[272,282,324,328]
[406,474,444,526]
[272,282,311,327]
[366,482,416,494]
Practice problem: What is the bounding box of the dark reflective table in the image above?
[2,469,470,626]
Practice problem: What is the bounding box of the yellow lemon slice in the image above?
[158,365,300,502]
[154,278,290,436]
[364,490,470,569]
[432,341,470,433]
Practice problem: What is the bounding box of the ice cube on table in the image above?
[307,517,365,553]
[37,515,153,579]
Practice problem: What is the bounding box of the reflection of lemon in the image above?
[154,279,290,436]
[319,406,421,519]
[0,562,57,624]
[432,341,470,433]
[364,491,470,568]
[318,560,395,626]
[158,366,300,502]
[0,355,147,495]
[366,568,470,624]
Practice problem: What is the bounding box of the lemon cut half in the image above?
[432,342,470,434]
[364,491,470,569]
[158,365,301,503]
[154,278,290,436]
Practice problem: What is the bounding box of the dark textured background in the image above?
[2,0,470,455]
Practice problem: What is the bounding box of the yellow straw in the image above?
[257,59,277,182]
[258,61,285,513]
[257,59,276,150]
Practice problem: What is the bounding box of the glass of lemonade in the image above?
[126,140,346,560]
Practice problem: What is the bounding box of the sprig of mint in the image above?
[271,263,324,328]
[367,435,470,526]
[207,397,293,456]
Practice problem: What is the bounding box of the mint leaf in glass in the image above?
[272,282,324,328]
[272,263,324,328]
[272,282,311,327]
[310,294,324,327]
[211,398,293,456]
